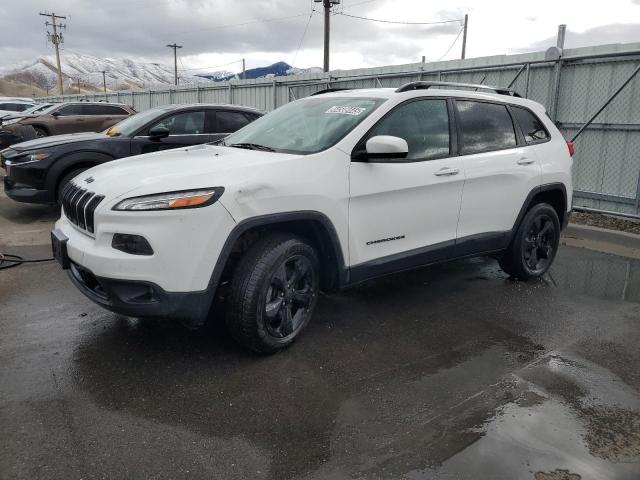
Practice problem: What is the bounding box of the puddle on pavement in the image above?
[410,352,640,480]
[546,248,640,303]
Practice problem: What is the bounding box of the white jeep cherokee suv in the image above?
[52,81,573,353]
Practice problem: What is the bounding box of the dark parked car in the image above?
[1,103,262,204]
[0,101,135,147]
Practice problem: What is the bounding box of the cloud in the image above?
[1,0,639,71]
[517,23,640,52]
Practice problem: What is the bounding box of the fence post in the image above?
[551,59,563,121]
[635,171,640,214]
[196,85,201,103]
[524,63,531,97]
[228,82,233,104]
[272,78,277,111]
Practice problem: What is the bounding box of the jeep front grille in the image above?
[61,182,104,234]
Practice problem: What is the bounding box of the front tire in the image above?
[499,203,560,279]
[33,126,48,138]
[226,233,320,353]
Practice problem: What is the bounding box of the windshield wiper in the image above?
[227,142,275,152]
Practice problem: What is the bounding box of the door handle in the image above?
[517,157,535,165]
[434,167,460,177]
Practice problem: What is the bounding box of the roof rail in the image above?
[310,88,352,96]
[395,81,521,97]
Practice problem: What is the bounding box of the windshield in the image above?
[25,104,56,115]
[105,106,172,137]
[223,96,386,154]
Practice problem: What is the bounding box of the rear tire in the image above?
[57,169,87,204]
[225,233,320,353]
[499,203,560,279]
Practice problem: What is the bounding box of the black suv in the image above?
[1,104,262,204]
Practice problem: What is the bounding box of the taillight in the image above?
[567,141,575,157]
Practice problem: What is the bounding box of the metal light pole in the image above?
[461,14,468,59]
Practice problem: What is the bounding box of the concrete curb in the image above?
[562,223,640,260]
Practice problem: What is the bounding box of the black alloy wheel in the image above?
[522,214,556,274]
[263,255,315,339]
[499,202,560,279]
[226,234,320,353]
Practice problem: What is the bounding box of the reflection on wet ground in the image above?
[549,247,640,303]
[1,245,639,479]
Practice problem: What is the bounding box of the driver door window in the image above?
[367,99,450,161]
[149,111,205,135]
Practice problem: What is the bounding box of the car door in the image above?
[129,109,215,155]
[452,99,542,256]
[49,104,86,134]
[77,104,112,132]
[94,104,132,131]
[348,98,465,276]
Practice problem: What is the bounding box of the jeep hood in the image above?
[76,144,301,202]
[11,132,107,151]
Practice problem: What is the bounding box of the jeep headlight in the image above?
[112,187,224,211]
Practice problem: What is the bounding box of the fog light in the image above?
[112,234,154,256]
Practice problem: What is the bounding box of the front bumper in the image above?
[55,200,236,321]
[3,175,54,204]
[68,261,212,322]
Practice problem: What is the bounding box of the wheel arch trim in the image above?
[511,182,568,236]
[202,211,348,317]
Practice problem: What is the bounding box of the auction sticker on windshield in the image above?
[325,106,366,116]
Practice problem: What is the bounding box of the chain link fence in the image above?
[39,44,640,218]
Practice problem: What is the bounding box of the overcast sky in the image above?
[1,0,639,73]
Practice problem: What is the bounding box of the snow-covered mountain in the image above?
[0,53,324,95]
[0,53,211,93]
[194,61,323,82]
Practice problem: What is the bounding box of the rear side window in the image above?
[58,104,84,116]
[456,101,516,154]
[149,111,205,135]
[368,99,450,161]
[216,111,250,133]
[79,105,104,115]
[511,106,549,143]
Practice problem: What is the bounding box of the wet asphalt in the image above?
[1,202,640,480]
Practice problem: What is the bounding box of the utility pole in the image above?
[166,43,183,85]
[242,58,246,80]
[76,77,80,94]
[101,70,107,93]
[40,12,67,95]
[461,14,468,59]
[323,0,331,72]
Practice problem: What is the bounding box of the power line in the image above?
[336,12,463,26]
[172,12,310,36]
[292,9,316,67]
[341,0,380,10]
[177,59,244,72]
[434,27,465,62]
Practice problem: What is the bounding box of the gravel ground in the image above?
[571,211,640,235]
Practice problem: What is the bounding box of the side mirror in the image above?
[51,111,60,118]
[148,126,170,140]
[354,135,409,162]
